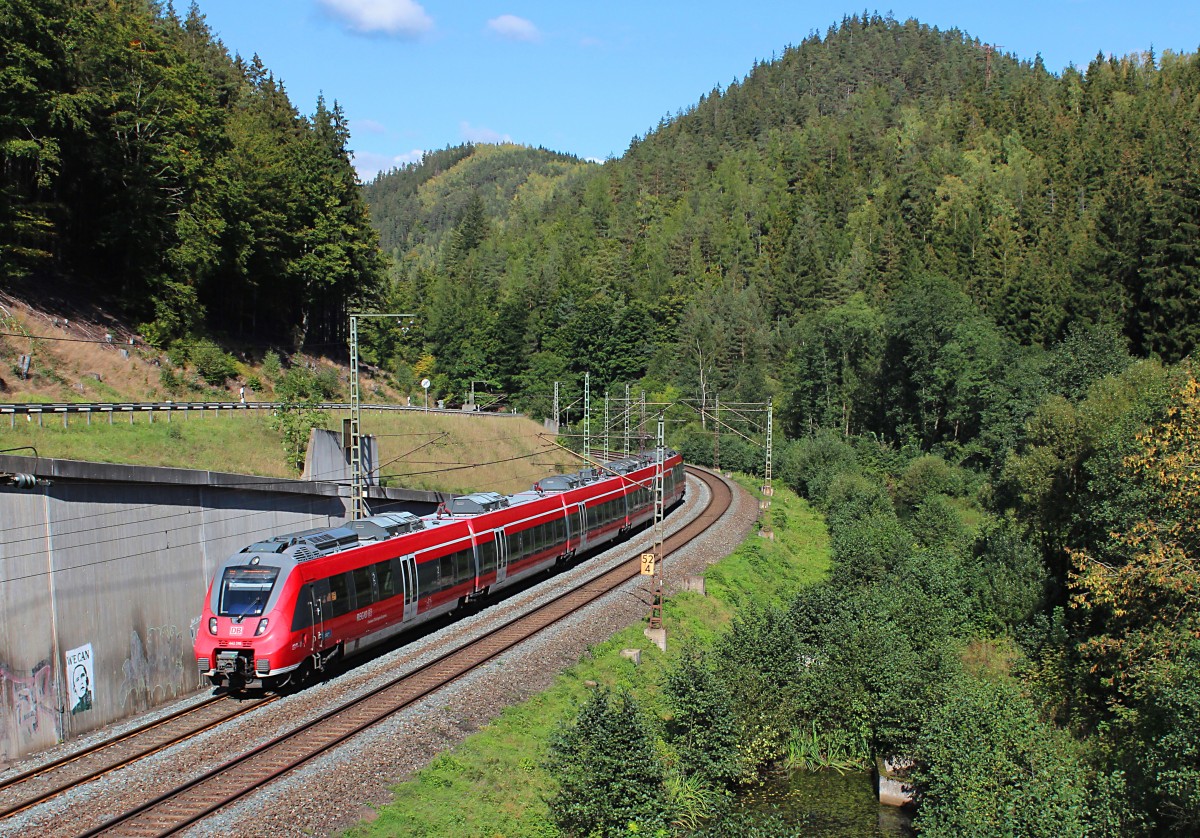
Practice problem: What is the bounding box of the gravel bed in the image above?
[3,472,757,838]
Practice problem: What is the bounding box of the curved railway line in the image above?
[5,468,732,837]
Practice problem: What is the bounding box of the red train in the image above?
[195,450,685,691]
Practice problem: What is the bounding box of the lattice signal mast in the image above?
[754,397,775,539]
[349,312,415,520]
[713,393,720,472]
[763,396,773,498]
[583,372,591,461]
[623,383,631,455]
[603,391,610,463]
[647,413,666,630]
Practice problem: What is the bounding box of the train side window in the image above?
[417,558,437,598]
[353,565,375,608]
[292,584,314,631]
[478,538,496,574]
[375,561,395,599]
[327,572,351,618]
[437,553,453,591]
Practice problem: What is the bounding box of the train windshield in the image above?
[217,565,280,617]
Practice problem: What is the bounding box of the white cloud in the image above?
[486,14,541,43]
[459,121,512,144]
[318,0,433,38]
[352,148,425,180]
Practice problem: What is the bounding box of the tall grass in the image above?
[783,722,871,773]
[667,773,726,833]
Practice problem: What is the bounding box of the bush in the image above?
[191,339,237,386]
[822,472,893,531]
[779,430,858,506]
[314,365,342,399]
[158,367,182,396]
[277,366,323,402]
[909,494,969,550]
[166,342,190,368]
[545,687,668,837]
[261,350,282,382]
[894,454,958,515]
[139,280,203,347]
[676,426,759,473]
[968,514,1045,631]
[829,511,913,585]
[910,673,1093,838]
[665,649,746,788]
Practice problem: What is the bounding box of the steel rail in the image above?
[0,696,275,821]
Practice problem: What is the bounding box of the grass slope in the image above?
[349,476,829,837]
[2,409,578,496]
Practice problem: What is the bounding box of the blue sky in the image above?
[192,1,1200,180]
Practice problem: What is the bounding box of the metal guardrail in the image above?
[0,401,521,417]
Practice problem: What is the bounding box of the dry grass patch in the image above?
[337,408,579,495]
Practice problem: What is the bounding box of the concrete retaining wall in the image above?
[0,454,437,765]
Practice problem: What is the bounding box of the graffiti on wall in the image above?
[0,659,59,761]
[65,643,94,714]
[120,626,187,712]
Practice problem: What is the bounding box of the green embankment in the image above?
[0,409,575,495]
[349,476,829,837]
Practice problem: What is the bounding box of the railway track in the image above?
[0,695,274,822]
[74,467,732,837]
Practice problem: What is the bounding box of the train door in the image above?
[308,578,329,653]
[400,554,418,621]
[576,502,587,551]
[494,528,508,583]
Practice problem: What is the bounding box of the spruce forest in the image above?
[5,4,1200,834]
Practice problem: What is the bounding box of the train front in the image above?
[195,551,297,692]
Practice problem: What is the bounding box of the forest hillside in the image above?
[2,0,385,351]
[4,7,1200,833]
[361,14,1200,427]
[357,14,1200,835]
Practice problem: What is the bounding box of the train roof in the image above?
[533,450,679,493]
[344,511,425,541]
[223,450,682,566]
[448,491,509,515]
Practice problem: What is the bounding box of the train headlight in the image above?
[208,617,218,635]
[254,618,269,637]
